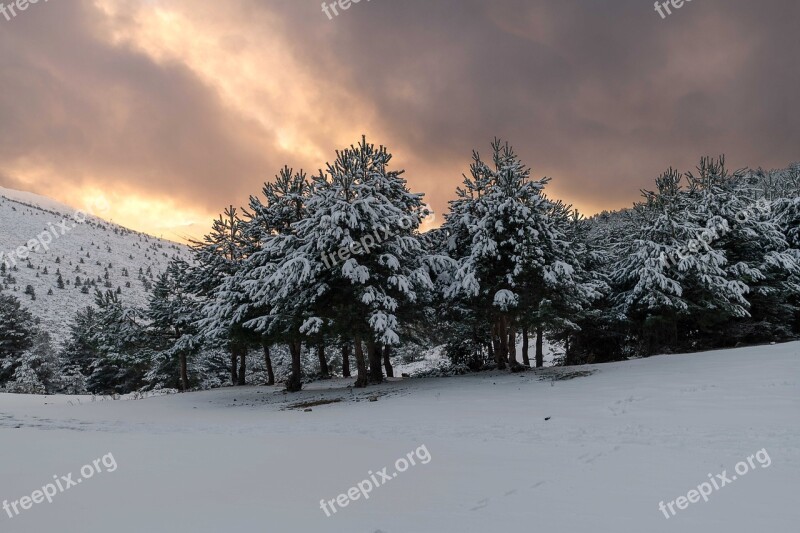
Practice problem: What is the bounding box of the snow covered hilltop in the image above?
[0,139,799,396]
[0,187,190,342]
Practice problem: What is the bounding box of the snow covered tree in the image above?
[146,258,201,391]
[238,167,316,386]
[700,161,800,343]
[84,290,147,394]
[57,363,87,395]
[212,167,314,391]
[556,210,626,365]
[7,332,60,394]
[7,356,45,394]
[442,139,588,369]
[244,137,441,389]
[613,162,751,354]
[531,203,607,366]
[0,291,37,385]
[60,306,102,380]
[191,206,251,385]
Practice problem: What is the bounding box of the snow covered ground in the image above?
[1,342,798,532]
[394,338,561,376]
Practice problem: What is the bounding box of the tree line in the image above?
[1,138,798,394]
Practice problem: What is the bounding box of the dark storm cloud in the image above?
[276,0,800,210]
[0,0,797,236]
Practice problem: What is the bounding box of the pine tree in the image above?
[191,206,251,385]
[60,306,101,379]
[442,139,584,369]
[7,332,60,394]
[0,292,37,385]
[245,138,440,389]
[531,202,605,366]
[83,290,147,394]
[556,210,623,364]
[238,167,313,391]
[7,357,45,394]
[700,160,800,343]
[613,163,750,354]
[146,259,200,391]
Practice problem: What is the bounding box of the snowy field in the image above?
[1,342,798,533]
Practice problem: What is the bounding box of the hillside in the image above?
[0,186,192,344]
[0,342,797,532]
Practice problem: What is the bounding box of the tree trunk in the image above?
[491,322,502,368]
[179,351,189,391]
[262,340,274,386]
[497,318,508,370]
[353,337,368,388]
[508,325,520,369]
[237,344,246,386]
[286,340,303,392]
[522,326,530,366]
[535,327,544,368]
[230,346,238,385]
[367,341,384,384]
[342,343,351,378]
[383,345,394,378]
[317,343,330,378]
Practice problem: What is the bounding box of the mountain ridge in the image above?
[0,186,192,345]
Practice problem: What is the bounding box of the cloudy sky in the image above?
[1,0,797,241]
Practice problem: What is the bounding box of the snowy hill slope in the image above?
[0,342,797,532]
[0,186,192,344]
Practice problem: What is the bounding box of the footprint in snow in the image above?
[470,498,490,511]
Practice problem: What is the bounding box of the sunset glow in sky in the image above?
[1,0,798,241]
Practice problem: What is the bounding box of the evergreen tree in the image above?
[146,259,200,391]
[7,332,60,394]
[442,139,585,369]
[60,306,102,379]
[245,138,440,389]
[84,290,147,394]
[191,206,251,385]
[238,166,316,391]
[0,292,37,385]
